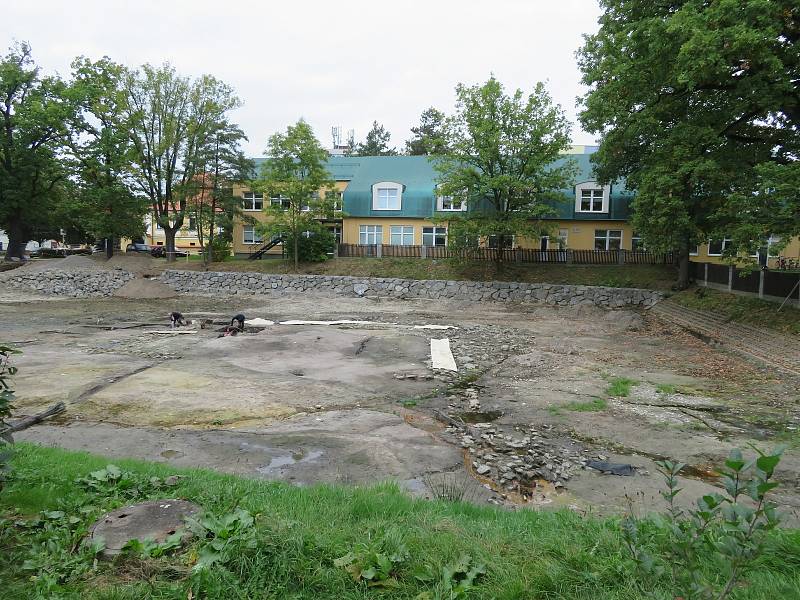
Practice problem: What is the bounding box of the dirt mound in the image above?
[112,277,176,299]
[23,255,103,272]
[104,254,160,276]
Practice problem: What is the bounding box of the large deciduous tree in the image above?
[66,57,148,258]
[254,119,335,271]
[187,121,253,266]
[355,121,396,156]
[124,64,243,261]
[405,107,449,155]
[579,0,799,288]
[0,43,73,261]
[435,77,574,263]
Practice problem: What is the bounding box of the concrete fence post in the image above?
[618,249,626,265]
[420,245,427,259]
[704,263,709,287]
[567,249,574,265]
[728,265,734,291]
[758,269,765,298]
[376,244,382,258]
[333,243,339,259]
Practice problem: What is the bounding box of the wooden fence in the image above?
[337,244,674,265]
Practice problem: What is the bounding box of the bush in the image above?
[207,237,231,262]
[283,227,336,263]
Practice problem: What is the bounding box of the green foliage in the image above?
[435,76,574,262]
[622,446,785,599]
[334,535,409,587]
[122,530,185,558]
[566,398,608,412]
[124,63,244,261]
[578,0,800,284]
[405,107,449,156]
[185,508,256,572]
[414,554,486,599]
[75,464,181,500]
[254,119,336,270]
[282,226,336,263]
[64,56,149,252]
[355,120,397,156]
[605,377,636,397]
[0,43,74,260]
[207,237,232,262]
[656,384,677,395]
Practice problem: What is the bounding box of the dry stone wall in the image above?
[160,270,662,308]
[0,268,134,297]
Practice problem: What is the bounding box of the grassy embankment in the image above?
[670,287,800,336]
[2,443,799,599]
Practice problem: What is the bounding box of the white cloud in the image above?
[3,0,601,155]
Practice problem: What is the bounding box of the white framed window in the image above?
[423,226,447,247]
[631,232,645,251]
[707,237,732,256]
[359,225,382,245]
[557,228,569,249]
[331,226,342,244]
[437,194,466,212]
[575,181,610,213]
[750,235,781,258]
[270,196,290,210]
[243,226,263,245]
[594,229,622,250]
[372,182,402,210]
[242,192,263,211]
[390,226,414,246]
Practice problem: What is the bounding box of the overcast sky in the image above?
[3,0,601,156]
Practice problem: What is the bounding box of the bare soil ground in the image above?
[4,289,799,522]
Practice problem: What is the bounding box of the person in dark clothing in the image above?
[170,312,187,328]
[231,314,245,331]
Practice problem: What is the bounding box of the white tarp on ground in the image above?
[245,318,275,326]
[430,338,458,371]
[147,330,198,335]
[413,324,456,330]
[279,320,380,326]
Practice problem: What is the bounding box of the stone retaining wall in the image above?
[160,270,663,307]
[0,268,134,297]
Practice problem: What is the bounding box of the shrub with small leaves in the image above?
[621,445,784,600]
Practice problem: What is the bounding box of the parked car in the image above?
[149,245,188,258]
[126,243,154,254]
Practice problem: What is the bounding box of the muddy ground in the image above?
[3,289,799,523]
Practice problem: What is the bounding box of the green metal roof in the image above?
[249,148,634,221]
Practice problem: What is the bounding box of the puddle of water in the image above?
[257,450,324,474]
[160,449,184,459]
[457,410,502,424]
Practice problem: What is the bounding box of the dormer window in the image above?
[575,181,610,213]
[438,194,466,212]
[372,182,402,210]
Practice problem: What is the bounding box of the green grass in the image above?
[655,383,677,395]
[564,398,608,412]
[169,257,677,291]
[671,288,800,336]
[2,444,799,599]
[605,377,637,397]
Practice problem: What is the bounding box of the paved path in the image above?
[650,300,800,376]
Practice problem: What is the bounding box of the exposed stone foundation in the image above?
[1,268,134,297]
[160,270,663,307]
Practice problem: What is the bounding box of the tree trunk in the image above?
[164,227,177,262]
[4,218,28,261]
[293,234,299,272]
[105,237,114,259]
[675,244,691,290]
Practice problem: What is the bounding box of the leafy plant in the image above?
[122,529,186,558]
[605,377,636,397]
[655,383,677,395]
[0,344,20,490]
[75,464,180,499]
[565,397,607,412]
[334,536,409,587]
[185,508,256,572]
[621,446,784,599]
[414,554,486,599]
